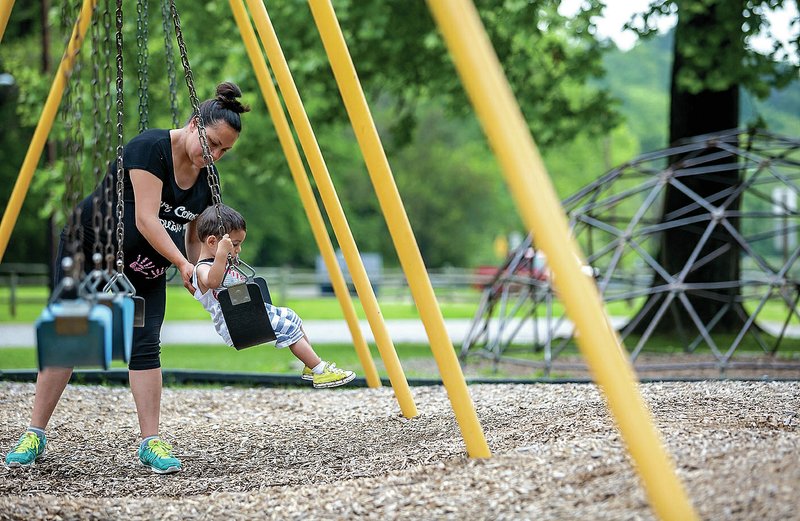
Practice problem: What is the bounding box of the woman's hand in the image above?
[179,260,196,295]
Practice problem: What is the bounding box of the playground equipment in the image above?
[462,129,800,377]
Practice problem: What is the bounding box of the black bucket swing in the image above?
[216,257,277,350]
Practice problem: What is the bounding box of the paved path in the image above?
[1,319,476,347]
[3,317,797,348]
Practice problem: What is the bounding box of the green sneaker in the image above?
[138,438,181,474]
[312,362,355,389]
[5,431,46,468]
[301,366,314,381]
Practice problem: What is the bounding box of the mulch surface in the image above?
[1,380,798,520]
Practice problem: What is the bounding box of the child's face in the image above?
[211,229,246,259]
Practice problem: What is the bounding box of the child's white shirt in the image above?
[191,259,246,347]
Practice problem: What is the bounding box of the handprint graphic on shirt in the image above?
[130,255,156,274]
[129,255,169,279]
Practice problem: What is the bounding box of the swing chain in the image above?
[102,0,116,272]
[169,0,225,238]
[114,0,126,272]
[136,0,150,133]
[61,0,86,277]
[160,0,180,129]
[90,3,106,270]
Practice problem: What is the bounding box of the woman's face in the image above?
[186,119,240,168]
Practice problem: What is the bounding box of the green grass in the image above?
[5,284,799,324]
[3,284,798,379]
[0,343,445,379]
[0,285,480,322]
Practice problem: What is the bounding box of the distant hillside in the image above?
[601,31,800,155]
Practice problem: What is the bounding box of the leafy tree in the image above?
[629,0,799,332]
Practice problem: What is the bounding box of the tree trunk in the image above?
[632,0,745,335]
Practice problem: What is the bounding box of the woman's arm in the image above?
[185,219,201,265]
[129,168,195,291]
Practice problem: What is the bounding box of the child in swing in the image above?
[193,204,355,388]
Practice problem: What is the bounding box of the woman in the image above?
[4,81,250,474]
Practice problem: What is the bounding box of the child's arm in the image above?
[195,234,235,294]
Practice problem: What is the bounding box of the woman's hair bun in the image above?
[215,81,250,114]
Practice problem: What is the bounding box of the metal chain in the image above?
[62,0,86,277]
[89,2,105,269]
[136,0,149,133]
[169,0,225,237]
[101,0,116,272]
[161,0,180,129]
[114,0,126,272]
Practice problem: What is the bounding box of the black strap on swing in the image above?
[170,2,275,349]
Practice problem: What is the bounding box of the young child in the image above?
[192,204,355,388]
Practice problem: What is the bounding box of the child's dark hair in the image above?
[190,81,251,132]
[196,204,247,241]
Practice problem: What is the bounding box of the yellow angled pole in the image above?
[0,0,96,262]
[0,0,15,44]
[228,0,381,388]
[427,1,698,520]
[245,0,418,418]
[308,0,490,459]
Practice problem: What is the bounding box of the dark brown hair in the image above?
[191,81,251,132]
[196,204,247,241]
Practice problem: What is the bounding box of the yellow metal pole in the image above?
[245,0,418,418]
[308,0,490,459]
[427,1,698,520]
[0,0,96,262]
[0,0,15,44]
[228,0,381,388]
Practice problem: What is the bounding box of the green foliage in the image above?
[630,0,799,96]
[2,0,796,272]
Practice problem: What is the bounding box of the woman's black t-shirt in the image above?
[76,129,212,284]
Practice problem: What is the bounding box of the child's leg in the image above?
[289,329,322,369]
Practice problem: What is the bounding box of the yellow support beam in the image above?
[0,0,15,44]
[0,0,96,262]
[308,0,491,459]
[245,0,418,418]
[426,1,698,520]
[228,0,381,388]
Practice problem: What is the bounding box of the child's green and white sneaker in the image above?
[138,437,181,474]
[5,431,46,468]
[312,362,355,389]
[301,366,314,381]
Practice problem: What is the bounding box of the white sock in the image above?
[311,361,327,374]
[140,435,159,451]
[27,427,46,440]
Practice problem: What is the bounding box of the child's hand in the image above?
[217,234,235,259]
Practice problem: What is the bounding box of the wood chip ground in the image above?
[1,380,798,520]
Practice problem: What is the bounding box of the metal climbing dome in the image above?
[462,128,800,376]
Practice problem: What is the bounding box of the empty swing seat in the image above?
[97,294,134,363]
[36,300,113,370]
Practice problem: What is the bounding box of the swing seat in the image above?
[35,300,113,370]
[254,276,273,305]
[132,295,145,327]
[97,294,134,363]
[218,281,277,350]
